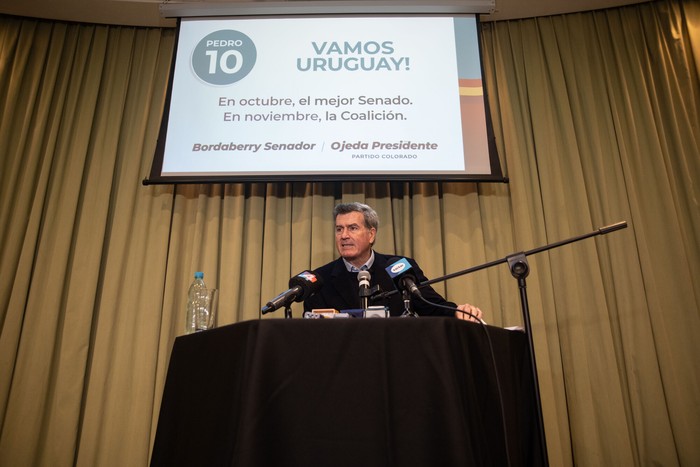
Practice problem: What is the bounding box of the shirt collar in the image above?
[343,250,375,272]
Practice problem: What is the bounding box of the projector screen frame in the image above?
[159,1,497,19]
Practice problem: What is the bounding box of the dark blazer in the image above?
[304,252,456,317]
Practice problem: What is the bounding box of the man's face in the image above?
[335,211,376,265]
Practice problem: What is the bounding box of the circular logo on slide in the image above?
[191,30,257,85]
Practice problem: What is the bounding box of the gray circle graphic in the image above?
[191,30,257,85]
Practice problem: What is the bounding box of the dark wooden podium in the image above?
[151,318,543,466]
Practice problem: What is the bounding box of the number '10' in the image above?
[204,50,243,74]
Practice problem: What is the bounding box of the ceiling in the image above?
[0,0,651,29]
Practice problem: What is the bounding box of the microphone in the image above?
[261,271,323,315]
[358,270,371,309]
[385,257,423,298]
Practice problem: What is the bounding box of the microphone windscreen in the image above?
[357,270,371,283]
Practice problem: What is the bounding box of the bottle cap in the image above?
[194,271,204,279]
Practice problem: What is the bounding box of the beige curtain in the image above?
[0,0,698,465]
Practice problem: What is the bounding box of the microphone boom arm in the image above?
[379,221,628,298]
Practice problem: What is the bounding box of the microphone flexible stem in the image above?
[360,293,369,310]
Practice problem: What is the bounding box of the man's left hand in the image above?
[456,303,484,323]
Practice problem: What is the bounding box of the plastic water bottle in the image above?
[185,272,207,334]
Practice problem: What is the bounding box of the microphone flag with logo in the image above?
[384,258,422,298]
[261,271,323,314]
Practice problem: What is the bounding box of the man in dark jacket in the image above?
[304,202,484,320]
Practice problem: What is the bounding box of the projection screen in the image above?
[145,2,503,184]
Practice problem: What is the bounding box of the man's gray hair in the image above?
[333,202,379,231]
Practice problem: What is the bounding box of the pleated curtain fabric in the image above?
[0,1,698,465]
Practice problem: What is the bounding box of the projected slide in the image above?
[148,15,501,182]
